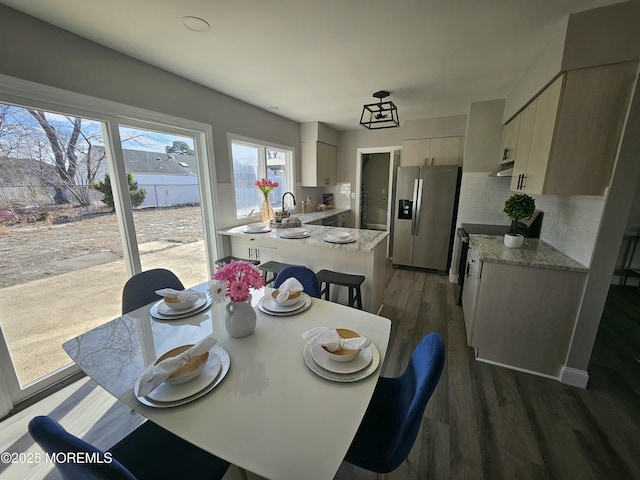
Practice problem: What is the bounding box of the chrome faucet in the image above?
[282,192,296,213]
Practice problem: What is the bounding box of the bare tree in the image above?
[27,109,81,184]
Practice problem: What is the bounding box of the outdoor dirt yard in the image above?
[0,205,204,289]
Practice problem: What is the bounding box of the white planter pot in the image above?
[504,233,524,249]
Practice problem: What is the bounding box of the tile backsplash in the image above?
[456,172,512,226]
[456,172,603,267]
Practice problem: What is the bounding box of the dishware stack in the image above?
[151,288,211,320]
[258,278,312,316]
[134,335,230,408]
[243,222,272,233]
[324,230,356,244]
[279,227,310,239]
[301,327,380,382]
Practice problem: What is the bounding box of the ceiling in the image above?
[1,0,625,131]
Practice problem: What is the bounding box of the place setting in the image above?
[149,288,211,320]
[279,227,310,239]
[323,230,356,244]
[258,278,312,316]
[134,334,230,408]
[301,327,380,382]
[242,222,272,234]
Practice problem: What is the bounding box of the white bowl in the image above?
[504,233,524,248]
[322,328,361,362]
[163,295,198,311]
[156,344,208,384]
[327,231,352,242]
[245,222,268,231]
[271,289,303,307]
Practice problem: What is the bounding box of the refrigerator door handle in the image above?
[414,178,424,236]
[410,178,419,235]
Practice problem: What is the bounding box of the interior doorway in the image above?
[361,153,390,230]
[355,147,400,258]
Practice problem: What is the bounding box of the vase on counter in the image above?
[224,295,256,338]
[504,232,524,248]
[260,195,275,225]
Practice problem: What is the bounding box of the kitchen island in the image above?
[463,234,588,380]
[218,219,388,314]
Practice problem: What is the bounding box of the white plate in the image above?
[155,296,208,316]
[310,344,373,374]
[150,297,211,320]
[324,236,356,244]
[326,231,351,240]
[280,229,310,239]
[258,295,312,316]
[147,354,221,403]
[243,226,271,233]
[303,343,380,382]
[135,347,230,408]
[260,293,308,312]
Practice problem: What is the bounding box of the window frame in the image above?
[229,134,295,221]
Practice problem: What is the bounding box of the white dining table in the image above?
[62,282,391,480]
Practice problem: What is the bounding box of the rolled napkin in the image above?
[155,288,204,303]
[275,277,304,304]
[136,335,217,397]
[301,327,371,352]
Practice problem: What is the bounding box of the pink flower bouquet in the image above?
[211,260,265,303]
[254,178,279,197]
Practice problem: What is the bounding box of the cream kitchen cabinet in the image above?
[401,136,463,167]
[462,239,587,378]
[230,236,277,264]
[499,110,521,165]
[301,141,337,186]
[509,61,637,195]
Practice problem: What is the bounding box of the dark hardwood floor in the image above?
[334,271,640,480]
[2,271,638,479]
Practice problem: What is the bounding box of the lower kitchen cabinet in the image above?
[230,236,277,264]
[463,249,587,378]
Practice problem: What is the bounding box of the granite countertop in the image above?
[469,234,589,272]
[219,214,388,253]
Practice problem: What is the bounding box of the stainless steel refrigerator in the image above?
[392,165,460,272]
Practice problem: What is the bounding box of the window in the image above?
[231,137,293,219]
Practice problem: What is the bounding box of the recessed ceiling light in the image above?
[181,16,211,32]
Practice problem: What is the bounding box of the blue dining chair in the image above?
[28,416,230,480]
[273,266,321,298]
[344,332,446,478]
[121,268,184,314]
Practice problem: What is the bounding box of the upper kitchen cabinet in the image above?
[499,113,521,165]
[300,121,338,187]
[301,141,337,186]
[401,136,463,166]
[509,61,637,196]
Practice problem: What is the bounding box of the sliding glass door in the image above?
[0,93,215,412]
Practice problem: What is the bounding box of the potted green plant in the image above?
[503,193,535,248]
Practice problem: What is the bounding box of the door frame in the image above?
[355,146,401,257]
[0,74,219,414]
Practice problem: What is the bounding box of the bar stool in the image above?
[316,269,365,310]
[215,255,260,268]
[258,261,300,285]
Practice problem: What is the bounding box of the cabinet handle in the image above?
[255,248,260,260]
[503,148,510,162]
[247,247,252,259]
[466,262,471,278]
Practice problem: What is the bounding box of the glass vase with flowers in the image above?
[210,260,265,337]
[254,178,279,225]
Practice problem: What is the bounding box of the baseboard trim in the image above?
[559,366,589,389]
[475,357,559,381]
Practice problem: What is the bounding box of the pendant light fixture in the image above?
[359,90,400,129]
